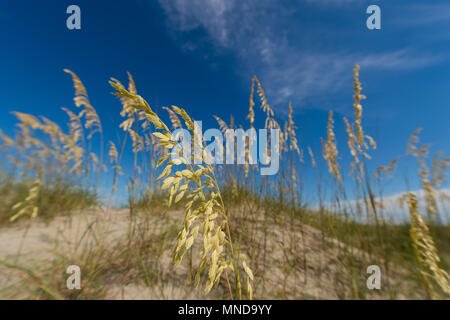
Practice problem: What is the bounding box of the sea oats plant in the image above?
[399,129,450,298]
[2,65,450,300]
[321,111,341,184]
[0,69,101,228]
[110,77,253,299]
[9,165,42,222]
[407,129,450,224]
[64,69,104,184]
[399,192,450,298]
[341,66,377,181]
[107,141,123,209]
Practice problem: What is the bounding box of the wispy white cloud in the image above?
[395,3,450,26]
[322,188,450,224]
[158,0,234,45]
[305,0,362,5]
[157,0,446,111]
[257,48,445,109]
[392,3,450,43]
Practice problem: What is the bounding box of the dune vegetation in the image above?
[0,66,448,300]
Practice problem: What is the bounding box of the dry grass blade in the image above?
[399,193,450,298]
[110,76,253,299]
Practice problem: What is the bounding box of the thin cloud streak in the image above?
[321,188,450,224]
[394,4,450,26]
[157,0,446,111]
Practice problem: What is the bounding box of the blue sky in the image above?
[1,0,450,201]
